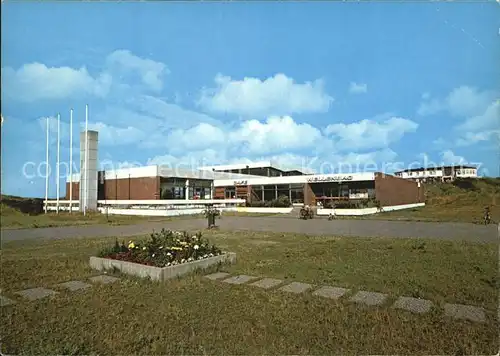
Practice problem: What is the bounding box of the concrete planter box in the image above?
[89,252,236,282]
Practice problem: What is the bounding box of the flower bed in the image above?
[98,229,224,268]
[93,229,236,281]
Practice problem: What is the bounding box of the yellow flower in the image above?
[128,242,135,249]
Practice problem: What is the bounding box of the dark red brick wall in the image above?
[303,183,316,205]
[102,177,160,200]
[65,177,160,201]
[375,173,424,207]
[65,182,80,200]
[214,187,225,199]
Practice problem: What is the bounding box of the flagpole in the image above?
[44,117,50,214]
[84,104,89,216]
[69,108,73,214]
[56,113,60,214]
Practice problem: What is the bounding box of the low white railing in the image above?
[97,199,245,206]
[43,199,246,214]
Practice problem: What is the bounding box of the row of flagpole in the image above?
[44,105,89,215]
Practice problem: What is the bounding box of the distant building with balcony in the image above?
[394,165,478,183]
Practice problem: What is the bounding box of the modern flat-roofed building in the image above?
[394,165,478,183]
[66,165,263,201]
[66,162,424,208]
[198,160,312,177]
[213,170,424,207]
[61,130,425,213]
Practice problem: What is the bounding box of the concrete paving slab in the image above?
[222,275,259,285]
[444,303,486,323]
[279,282,313,294]
[56,280,92,292]
[393,296,433,314]
[89,275,120,284]
[0,295,16,307]
[349,291,388,306]
[15,287,57,301]
[204,272,231,281]
[312,286,350,300]
[249,278,283,289]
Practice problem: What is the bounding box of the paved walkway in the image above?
[2,216,498,243]
[1,271,492,324]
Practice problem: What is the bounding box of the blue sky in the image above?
[1,1,499,198]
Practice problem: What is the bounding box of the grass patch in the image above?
[0,199,277,229]
[0,205,185,229]
[0,230,498,354]
[333,178,500,223]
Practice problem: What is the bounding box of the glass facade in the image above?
[160,178,212,200]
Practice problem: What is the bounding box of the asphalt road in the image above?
[1,216,499,243]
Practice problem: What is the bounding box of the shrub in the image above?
[98,229,222,267]
[202,206,220,217]
[247,195,291,207]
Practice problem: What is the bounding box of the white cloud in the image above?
[348,82,367,94]
[2,50,167,102]
[456,100,499,132]
[419,86,499,149]
[229,116,323,154]
[105,50,168,92]
[441,150,467,165]
[144,114,407,174]
[324,116,418,152]
[417,98,444,116]
[126,94,223,130]
[147,149,227,170]
[441,150,471,166]
[445,86,496,118]
[198,73,333,117]
[87,122,147,146]
[36,114,146,147]
[2,63,111,102]
[166,123,226,151]
[432,137,449,150]
[455,130,500,147]
[417,86,496,117]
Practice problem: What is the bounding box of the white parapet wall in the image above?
[97,199,245,206]
[98,207,238,217]
[317,202,425,216]
[235,207,294,214]
[46,206,80,212]
[44,199,244,216]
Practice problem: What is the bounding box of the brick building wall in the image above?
[303,183,316,205]
[65,177,160,201]
[374,173,424,207]
[214,187,225,199]
[65,182,80,200]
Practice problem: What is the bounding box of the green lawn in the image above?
[1,230,498,354]
[0,203,280,230]
[0,205,184,230]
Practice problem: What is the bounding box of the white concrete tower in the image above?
[79,130,99,212]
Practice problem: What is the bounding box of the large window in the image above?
[251,186,263,201]
[225,187,235,199]
[290,183,304,203]
[263,185,276,201]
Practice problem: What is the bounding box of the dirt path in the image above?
[1,216,498,243]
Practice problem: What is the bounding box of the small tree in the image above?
[202,205,220,229]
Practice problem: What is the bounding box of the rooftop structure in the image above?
[198,160,312,177]
[394,165,478,182]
